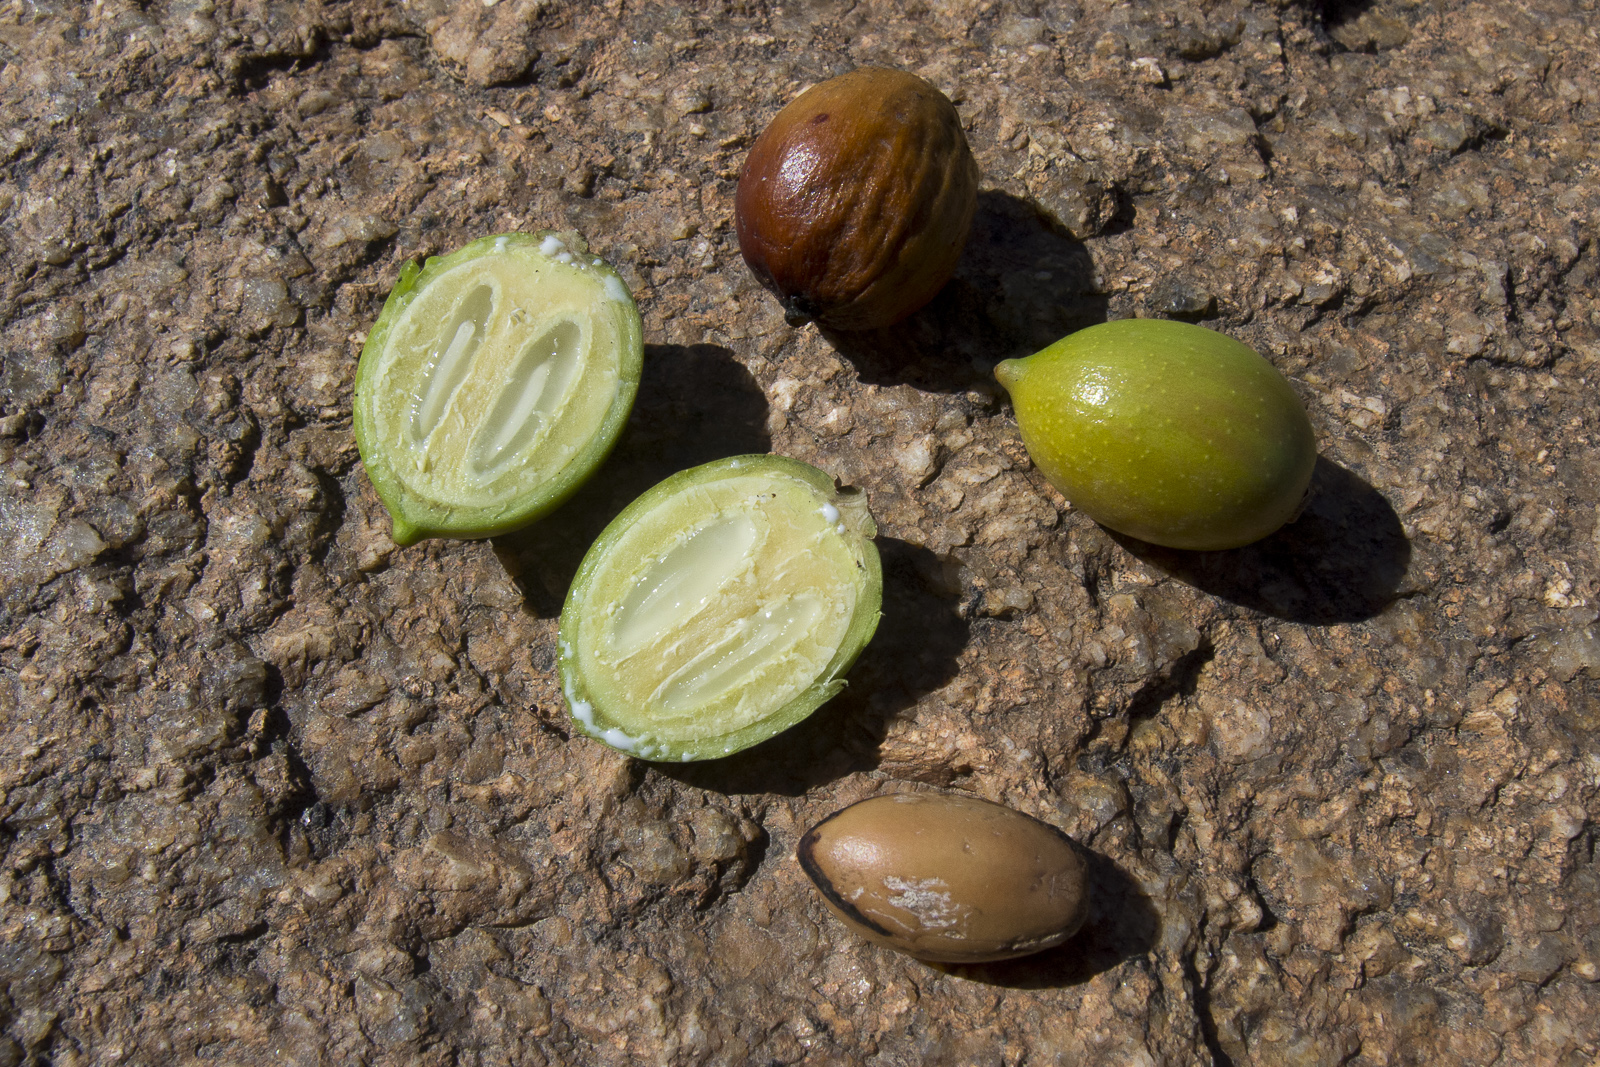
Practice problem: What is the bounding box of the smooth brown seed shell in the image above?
[735,67,979,331]
[797,792,1090,963]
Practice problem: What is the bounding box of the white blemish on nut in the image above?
[883,876,965,930]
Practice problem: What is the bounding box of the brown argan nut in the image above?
[797,792,1090,963]
[735,67,979,331]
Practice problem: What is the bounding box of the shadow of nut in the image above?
[797,791,1090,963]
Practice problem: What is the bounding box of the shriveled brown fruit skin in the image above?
[735,67,979,330]
[798,792,1090,963]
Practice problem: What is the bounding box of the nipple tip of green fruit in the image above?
[389,516,424,549]
[993,358,1023,390]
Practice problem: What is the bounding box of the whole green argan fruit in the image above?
[995,319,1317,551]
[735,67,979,330]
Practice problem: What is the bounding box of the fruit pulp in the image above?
[354,232,642,545]
[559,455,882,762]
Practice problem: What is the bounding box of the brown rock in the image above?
[0,0,1596,1062]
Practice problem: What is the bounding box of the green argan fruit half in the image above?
[996,318,1317,551]
[558,455,883,762]
[354,232,642,546]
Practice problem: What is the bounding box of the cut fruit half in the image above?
[559,455,883,762]
[354,232,643,545]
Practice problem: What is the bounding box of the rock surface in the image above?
[0,0,1597,1064]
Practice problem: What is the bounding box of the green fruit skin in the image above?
[353,232,643,546]
[995,319,1316,551]
[558,455,883,763]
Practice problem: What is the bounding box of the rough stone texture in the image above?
[1,0,1597,1064]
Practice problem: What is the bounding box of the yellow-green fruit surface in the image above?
[995,319,1317,551]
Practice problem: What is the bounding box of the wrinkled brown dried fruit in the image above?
[735,67,979,331]
[798,792,1090,963]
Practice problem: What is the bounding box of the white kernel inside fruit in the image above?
[411,284,494,444]
[467,318,584,474]
[609,514,762,656]
[367,244,628,511]
[572,472,865,746]
[656,593,827,711]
